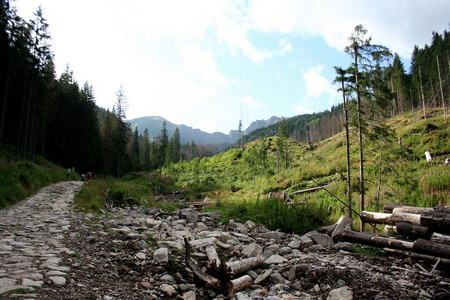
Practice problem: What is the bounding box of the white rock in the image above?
[49,276,66,286]
[242,242,263,257]
[327,286,353,300]
[160,283,177,296]
[154,247,169,263]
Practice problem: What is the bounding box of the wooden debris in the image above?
[184,238,254,296]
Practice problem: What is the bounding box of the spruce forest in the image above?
[1,1,449,233]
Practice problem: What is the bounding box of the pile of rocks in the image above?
[48,205,449,299]
[1,182,449,299]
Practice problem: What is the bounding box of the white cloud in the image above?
[178,42,227,88]
[248,0,450,58]
[295,102,313,114]
[303,66,334,99]
[240,95,261,107]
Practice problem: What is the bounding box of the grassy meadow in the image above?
[1,109,449,235]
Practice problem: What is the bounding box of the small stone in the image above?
[135,240,148,250]
[182,290,196,300]
[135,252,146,260]
[160,283,177,296]
[270,272,287,285]
[154,247,169,263]
[263,254,287,266]
[140,281,151,289]
[335,242,353,251]
[160,274,176,284]
[49,276,66,286]
[242,243,263,257]
[327,286,353,300]
[22,278,44,287]
[308,244,324,252]
[254,269,273,285]
[311,234,334,248]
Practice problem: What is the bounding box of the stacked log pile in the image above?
[330,204,450,270]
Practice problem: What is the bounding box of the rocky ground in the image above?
[1,182,450,300]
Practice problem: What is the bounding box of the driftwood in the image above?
[184,238,253,295]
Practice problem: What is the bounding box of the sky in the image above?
[14,0,450,134]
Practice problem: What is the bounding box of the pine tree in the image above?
[113,85,130,177]
[142,128,151,171]
[130,126,140,171]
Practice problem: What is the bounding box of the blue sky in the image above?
[15,0,450,134]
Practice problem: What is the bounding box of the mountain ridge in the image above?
[127,115,284,146]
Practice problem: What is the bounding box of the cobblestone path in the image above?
[0,181,84,298]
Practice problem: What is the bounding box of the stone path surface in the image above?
[0,181,83,298]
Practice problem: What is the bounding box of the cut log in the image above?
[384,203,402,213]
[392,206,434,214]
[339,230,414,251]
[434,205,450,214]
[229,275,253,294]
[226,256,264,276]
[420,211,450,234]
[412,238,450,259]
[390,212,421,225]
[431,232,450,246]
[395,222,432,240]
[360,211,394,225]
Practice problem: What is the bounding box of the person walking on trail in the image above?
[66,168,71,181]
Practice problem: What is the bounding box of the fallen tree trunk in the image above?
[430,232,450,246]
[339,230,414,251]
[412,239,450,260]
[420,211,450,234]
[384,203,401,213]
[360,211,421,226]
[434,205,450,214]
[360,211,394,225]
[392,206,434,214]
[226,256,264,277]
[395,222,433,240]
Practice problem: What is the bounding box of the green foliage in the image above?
[0,146,67,209]
[212,197,329,234]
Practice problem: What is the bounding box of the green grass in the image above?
[0,145,69,209]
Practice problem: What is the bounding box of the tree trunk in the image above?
[419,66,426,120]
[341,78,352,219]
[0,72,10,144]
[436,55,447,122]
[383,203,401,213]
[360,211,394,225]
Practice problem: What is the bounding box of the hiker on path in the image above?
[66,168,71,181]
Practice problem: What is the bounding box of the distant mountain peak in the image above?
[128,115,283,146]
